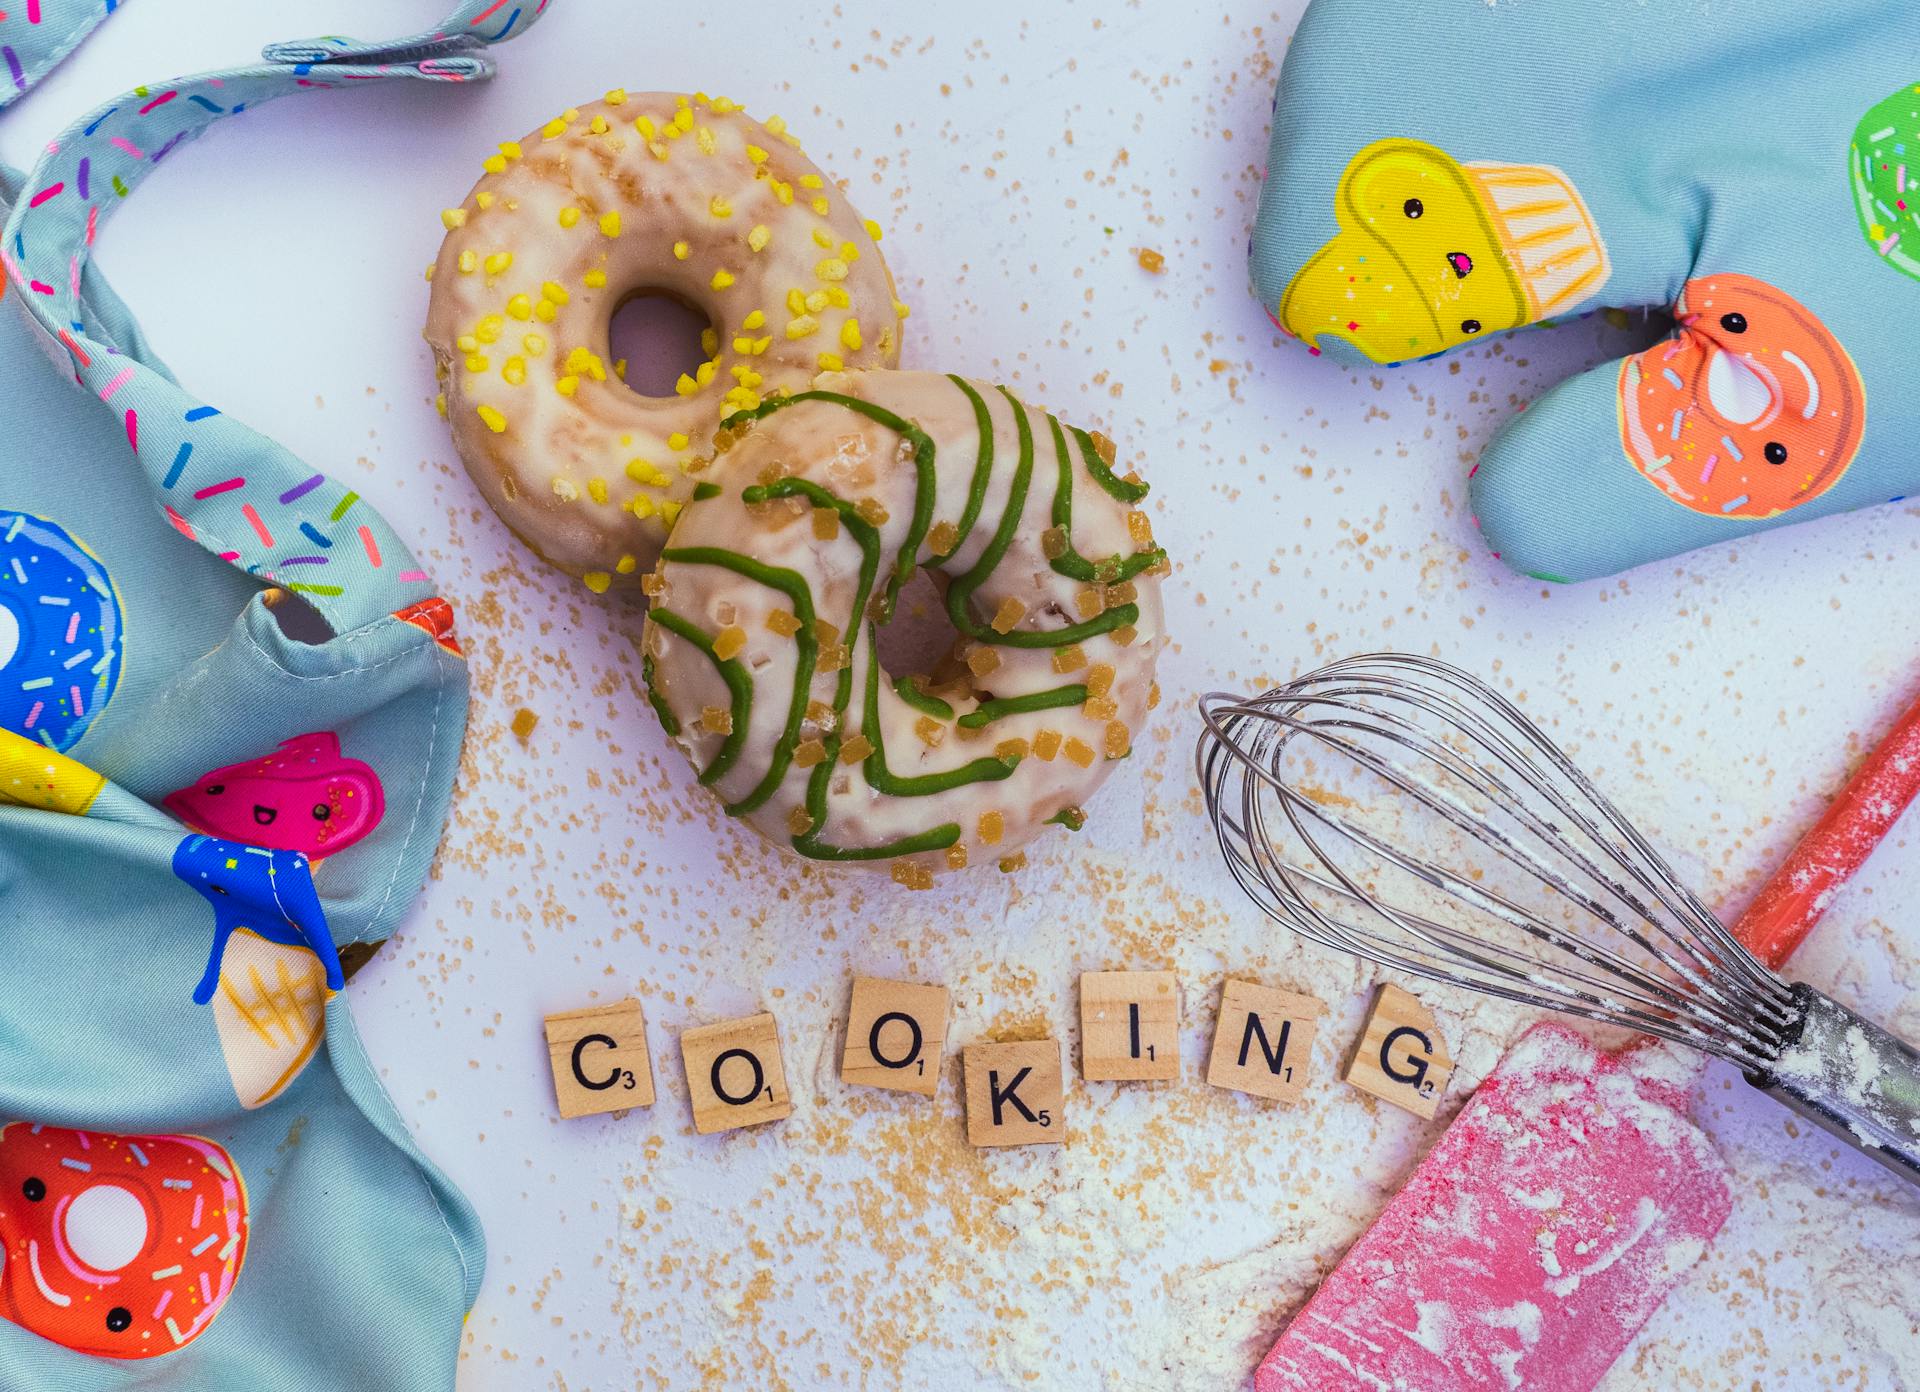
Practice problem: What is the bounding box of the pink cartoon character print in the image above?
[162,732,385,860]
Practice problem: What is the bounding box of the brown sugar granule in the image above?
[511,708,538,740]
[1135,248,1165,274]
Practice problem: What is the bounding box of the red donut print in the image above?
[1616,274,1865,519]
[0,1124,248,1359]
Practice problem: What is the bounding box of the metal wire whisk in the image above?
[1197,653,1920,1184]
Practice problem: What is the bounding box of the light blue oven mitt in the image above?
[1250,0,1917,582]
[0,3,545,1387]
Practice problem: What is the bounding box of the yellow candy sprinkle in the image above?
[555,375,579,396]
[456,249,478,274]
[711,269,736,290]
[584,269,607,288]
[605,89,628,107]
[499,142,523,160]
[750,335,772,355]
[523,333,547,355]
[541,281,569,304]
[615,554,638,574]
[477,315,504,343]
[798,173,823,190]
[660,500,682,526]
[475,193,496,211]
[587,477,608,504]
[667,432,690,450]
[840,318,863,352]
[816,352,844,372]
[696,126,716,155]
[465,353,488,373]
[502,356,526,385]
[812,228,835,249]
[811,196,830,216]
[765,114,787,135]
[815,257,849,282]
[701,328,719,356]
[599,210,622,237]
[455,334,480,353]
[483,251,512,275]
[441,207,467,230]
[482,155,507,175]
[506,293,532,320]
[534,300,557,323]
[709,195,732,218]
[863,218,884,242]
[590,115,610,135]
[711,96,738,113]
[673,240,691,261]
[746,143,769,164]
[803,290,828,314]
[631,494,657,519]
[477,404,507,433]
[635,114,656,137]
[541,117,568,139]
[894,299,911,319]
[434,392,446,418]
[742,310,766,331]
[696,360,717,386]
[773,181,794,206]
[747,224,771,253]
[582,572,611,594]
[675,372,698,396]
[786,288,808,316]
[558,206,581,228]
[648,140,669,161]
[785,315,819,339]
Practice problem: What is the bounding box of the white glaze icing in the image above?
[425,92,903,588]
[642,370,1169,881]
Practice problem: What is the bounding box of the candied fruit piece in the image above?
[766,609,802,637]
[994,738,1029,764]
[813,507,841,540]
[966,646,1002,679]
[641,572,668,597]
[855,497,890,525]
[891,861,934,890]
[1052,644,1087,674]
[978,810,1004,845]
[712,625,747,660]
[1113,625,1139,647]
[945,844,970,871]
[927,520,959,554]
[1064,736,1096,768]
[1136,248,1165,274]
[991,597,1027,634]
[1075,588,1103,620]
[1040,526,1069,560]
[819,644,851,673]
[1104,721,1131,759]
[700,706,734,735]
[1147,681,1161,710]
[813,619,841,646]
[1086,664,1116,698]
[787,806,814,836]
[839,733,874,764]
[1089,430,1118,465]
[1082,695,1118,721]
[1107,582,1138,606]
[915,716,946,748]
[794,739,828,768]
[998,853,1028,873]
[1032,729,1062,761]
[1127,511,1154,547]
[511,708,538,740]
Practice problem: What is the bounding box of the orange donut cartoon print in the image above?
[1617,274,1865,519]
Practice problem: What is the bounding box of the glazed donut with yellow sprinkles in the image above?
[425,91,906,590]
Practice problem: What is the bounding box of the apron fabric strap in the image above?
[1,0,548,635]
[0,0,123,112]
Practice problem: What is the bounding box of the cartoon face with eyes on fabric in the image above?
[162,732,385,862]
[1250,0,1916,582]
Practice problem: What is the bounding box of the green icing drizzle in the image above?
[932,374,995,564]
[860,626,1019,797]
[944,390,1140,648]
[1072,423,1150,503]
[1044,413,1166,586]
[660,546,817,816]
[957,683,1088,730]
[893,676,955,721]
[641,651,680,737]
[646,608,752,785]
[692,481,722,501]
[1045,807,1087,831]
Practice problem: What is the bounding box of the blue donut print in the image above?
[0,512,124,751]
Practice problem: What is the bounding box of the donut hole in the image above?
[876,568,976,697]
[608,291,716,398]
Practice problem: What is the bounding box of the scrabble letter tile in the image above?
[1079,970,1179,1081]
[963,1040,1065,1148]
[681,1012,793,1135]
[1206,978,1323,1104]
[842,976,951,1097]
[1344,982,1454,1119]
[544,999,655,1120]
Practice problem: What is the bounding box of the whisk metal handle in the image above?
[1753,985,1920,1187]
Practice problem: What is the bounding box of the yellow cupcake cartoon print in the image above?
[1279,138,1611,364]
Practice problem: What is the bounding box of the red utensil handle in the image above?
[1734,688,1920,970]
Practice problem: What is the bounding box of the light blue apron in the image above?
[0,4,545,1385]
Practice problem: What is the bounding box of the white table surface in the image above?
[6,2,1919,1388]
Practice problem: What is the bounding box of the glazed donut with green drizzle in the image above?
[640,370,1169,886]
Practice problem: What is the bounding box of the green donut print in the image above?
[1851,83,1920,283]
